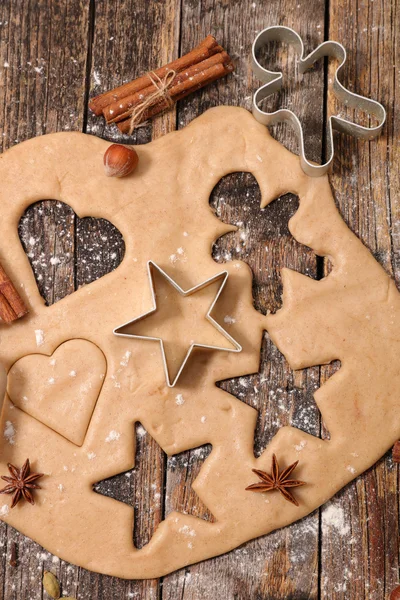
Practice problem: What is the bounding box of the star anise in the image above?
[0,459,44,508]
[245,454,306,506]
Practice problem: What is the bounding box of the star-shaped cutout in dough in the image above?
[93,423,215,548]
[113,261,242,387]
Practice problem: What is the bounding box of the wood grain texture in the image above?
[161,1,326,598]
[81,1,180,599]
[321,1,400,599]
[0,2,89,599]
[0,0,399,598]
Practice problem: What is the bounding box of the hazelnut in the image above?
[391,586,400,600]
[103,144,138,177]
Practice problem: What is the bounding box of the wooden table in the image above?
[0,1,399,598]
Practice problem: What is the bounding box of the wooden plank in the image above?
[85,0,180,145]
[162,1,326,598]
[19,202,76,306]
[2,1,398,598]
[80,2,180,599]
[321,1,400,598]
[3,0,180,597]
[0,2,89,599]
[2,0,180,596]
[0,0,89,152]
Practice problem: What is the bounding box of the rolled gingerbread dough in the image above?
[0,107,398,578]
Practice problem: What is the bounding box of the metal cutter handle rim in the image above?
[251,25,386,177]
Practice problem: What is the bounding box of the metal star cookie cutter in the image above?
[113,261,242,387]
[251,26,386,177]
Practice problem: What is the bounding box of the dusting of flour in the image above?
[322,503,350,536]
[3,421,16,445]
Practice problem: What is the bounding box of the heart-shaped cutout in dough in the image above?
[19,200,125,308]
[8,339,107,446]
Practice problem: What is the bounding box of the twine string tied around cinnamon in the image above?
[128,69,177,134]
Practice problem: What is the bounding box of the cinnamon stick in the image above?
[117,61,234,134]
[89,35,222,116]
[392,440,400,463]
[0,263,28,324]
[104,51,233,124]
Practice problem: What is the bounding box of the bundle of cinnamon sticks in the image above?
[0,263,28,324]
[89,35,234,134]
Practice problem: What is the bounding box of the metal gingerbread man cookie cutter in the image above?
[251,26,386,177]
